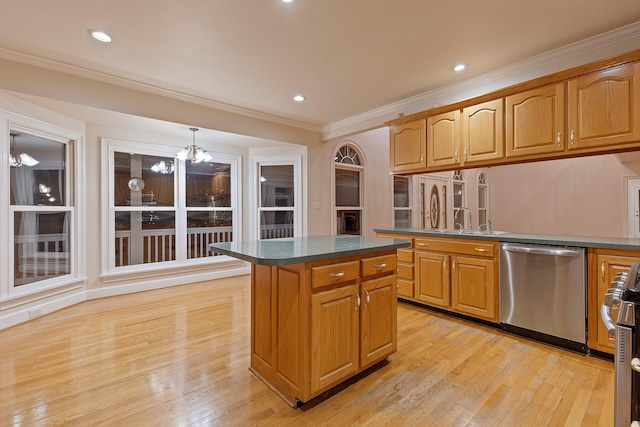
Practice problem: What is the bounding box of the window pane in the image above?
[260,165,294,207]
[260,211,294,239]
[10,133,66,206]
[393,176,409,207]
[478,186,487,209]
[337,210,361,235]
[114,152,175,207]
[187,211,233,259]
[13,211,70,286]
[336,169,360,207]
[186,162,231,208]
[394,210,411,228]
[114,211,176,267]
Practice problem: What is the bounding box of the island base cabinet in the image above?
[310,284,359,395]
[249,251,398,406]
[360,275,397,367]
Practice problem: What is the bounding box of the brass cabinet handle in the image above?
[455,149,459,163]
[557,132,562,147]
[443,258,447,270]
[374,263,387,269]
[421,155,424,166]
[570,130,575,145]
[452,259,456,272]
[330,271,345,279]
[417,242,429,247]
[364,288,371,307]
[475,248,490,253]
[464,147,468,161]
[601,260,605,277]
[354,292,361,310]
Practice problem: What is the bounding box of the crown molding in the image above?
[322,20,640,141]
[0,47,322,134]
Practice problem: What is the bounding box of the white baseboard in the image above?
[86,266,251,300]
[0,290,87,331]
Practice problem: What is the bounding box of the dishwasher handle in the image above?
[502,243,581,257]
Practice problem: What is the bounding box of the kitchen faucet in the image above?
[455,207,472,230]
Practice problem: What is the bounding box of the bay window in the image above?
[103,138,240,274]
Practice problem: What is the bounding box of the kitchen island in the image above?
[209,235,410,406]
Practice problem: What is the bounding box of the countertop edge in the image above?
[374,228,640,251]
[210,238,411,266]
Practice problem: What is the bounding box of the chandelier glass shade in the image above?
[9,134,39,168]
[151,160,175,174]
[177,128,212,165]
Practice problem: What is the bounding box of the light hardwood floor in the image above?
[0,275,614,426]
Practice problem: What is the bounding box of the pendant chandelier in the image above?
[177,127,212,165]
[9,134,39,168]
[151,160,175,174]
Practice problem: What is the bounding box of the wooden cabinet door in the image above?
[390,119,426,172]
[426,110,461,169]
[451,256,497,321]
[568,63,640,151]
[505,83,565,159]
[415,251,450,307]
[360,275,397,367]
[591,255,636,354]
[310,283,359,394]
[462,99,504,164]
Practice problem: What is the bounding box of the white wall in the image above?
[487,154,640,238]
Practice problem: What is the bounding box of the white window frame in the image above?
[332,143,365,236]
[101,137,242,276]
[251,154,303,240]
[1,111,85,301]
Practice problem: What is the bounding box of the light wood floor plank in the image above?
[0,275,614,426]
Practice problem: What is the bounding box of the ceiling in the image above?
[1,0,640,133]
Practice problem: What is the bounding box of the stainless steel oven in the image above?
[601,262,640,427]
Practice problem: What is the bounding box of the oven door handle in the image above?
[600,303,616,338]
[501,243,581,257]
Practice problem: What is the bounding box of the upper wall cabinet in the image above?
[389,119,426,172]
[426,99,504,170]
[461,99,504,165]
[426,110,460,169]
[567,63,640,151]
[505,83,565,159]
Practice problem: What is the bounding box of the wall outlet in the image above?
[29,308,42,319]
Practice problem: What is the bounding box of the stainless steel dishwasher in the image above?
[499,242,587,351]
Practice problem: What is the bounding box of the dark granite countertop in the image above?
[374,227,640,251]
[209,235,411,266]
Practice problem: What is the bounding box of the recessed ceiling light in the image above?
[281,0,295,3]
[88,29,112,43]
[453,64,466,72]
[293,95,306,102]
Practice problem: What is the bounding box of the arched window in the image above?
[477,172,489,230]
[452,170,466,229]
[334,144,364,235]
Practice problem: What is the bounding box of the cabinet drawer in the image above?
[397,263,414,280]
[397,249,414,263]
[414,238,495,258]
[312,261,360,289]
[361,254,397,277]
[397,279,414,298]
